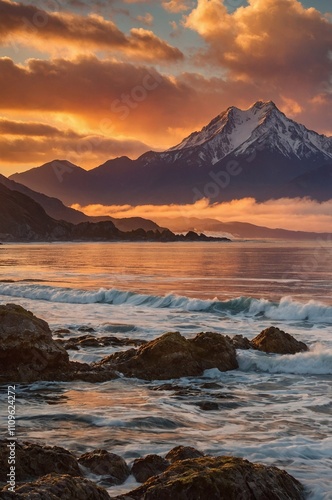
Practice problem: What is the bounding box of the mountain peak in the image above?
[167,100,279,155]
[167,100,332,164]
[250,100,277,110]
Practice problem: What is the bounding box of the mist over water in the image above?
[0,241,331,499]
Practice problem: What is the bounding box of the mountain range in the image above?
[0,174,330,241]
[0,182,228,243]
[10,101,332,205]
[156,217,332,241]
[0,173,163,231]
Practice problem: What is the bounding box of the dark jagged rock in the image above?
[0,304,70,383]
[0,473,111,499]
[251,327,308,354]
[131,455,169,483]
[78,450,130,485]
[165,446,204,463]
[78,326,95,333]
[57,334,147,351]
[0,441,81,483]
[96,331,238,380]
[54,361,118,383]
[53,328,71,335]
[229,334,253,350]
[0,304,118,383]
[122,456,305,500]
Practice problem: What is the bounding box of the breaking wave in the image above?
[0,283,331,323]
[237,345,332,375]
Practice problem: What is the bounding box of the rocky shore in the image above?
[0,304,309,498]
[0,441,306,499]
[0,304,308,384]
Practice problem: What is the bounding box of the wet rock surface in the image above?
[0,441,81,483]
[0,304,70,383]
[120,455,305,500]
[229,334,254,350]
[0,473,111,499]
[57,334,147,351]
[96,331,238,380]
[0,304,118,383]
[78,450,130,485]
[251,326,308,354]
[131,454,169,483]
[0,442,305,500]
[165,446,204,463]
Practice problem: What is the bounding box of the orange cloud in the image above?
[0,118,151,171]
[185,0,332,85]
[0,117,82,137]
[73,198,332,233]
[0,0,183,62]
[162,0,194,13]
[0,53,331,152]
[0,56,215,146]
[136,12,154,26]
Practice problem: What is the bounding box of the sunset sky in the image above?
[0,0,331,177]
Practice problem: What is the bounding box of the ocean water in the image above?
[0,241,331,499]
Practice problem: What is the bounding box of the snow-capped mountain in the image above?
[167,100,332,165]
[11,101,332,205]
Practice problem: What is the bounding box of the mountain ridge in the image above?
[9,101,332,205]
[0,183,226,242]
[0,172,164,231]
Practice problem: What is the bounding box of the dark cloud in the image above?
[0,0,183,62]
[0,129,151,166]
[0,118,81,137]
[0,56,199,142]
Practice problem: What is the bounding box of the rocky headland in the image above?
[0,182,230,243]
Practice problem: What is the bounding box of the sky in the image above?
[0,0,331,176]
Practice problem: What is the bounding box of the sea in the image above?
[0,240,331,499]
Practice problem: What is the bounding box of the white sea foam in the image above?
[248,295,332,322]
[237,344,332,375]
[0,284,331,325]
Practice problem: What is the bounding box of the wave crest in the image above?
[0,284,331,323]
[237,345,332,375]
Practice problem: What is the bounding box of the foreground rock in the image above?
[0,304,70,383]
[78,450,130,485]
[0,304,118,383]
[131,454,169,483]
[0,441,81,483]
[57,334,146,351]
[96,331,238,380]
[251,326,308,354]
[229,334,253,350]
[0,442,305,500]
[122,456,305,500]
[0,473,111,499]
[0,302,308,384]
[165,446,204,463]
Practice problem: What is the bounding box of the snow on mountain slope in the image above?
[167,101,332,164]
